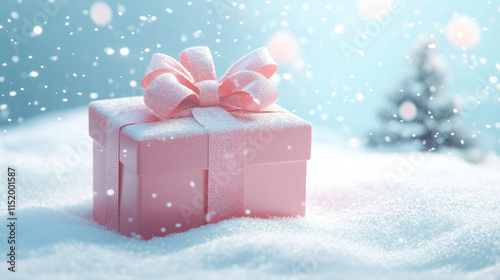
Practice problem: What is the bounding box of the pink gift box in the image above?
[89,46,311,240]
[89,97,311,239]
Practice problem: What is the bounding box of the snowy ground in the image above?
[0,107,499,280]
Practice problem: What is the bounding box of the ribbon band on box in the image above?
[103,46,279,231]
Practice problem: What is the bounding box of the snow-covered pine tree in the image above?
[368,36,474,151]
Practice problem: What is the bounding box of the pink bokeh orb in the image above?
[90,2,112,27]
[446,15,482,48]
[357,0,390,19]
[399,101,417,121]
[266,31,300,65]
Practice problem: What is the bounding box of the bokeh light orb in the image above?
[357,0,390,19]
[399,101,417,121]
[266,31,300,65]
[90,2,112,27]
[446,15,481,48]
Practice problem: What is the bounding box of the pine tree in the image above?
[368,36,474,152]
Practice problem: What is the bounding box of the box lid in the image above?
[89,97,311,176]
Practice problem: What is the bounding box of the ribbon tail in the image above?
[192,107,246,223]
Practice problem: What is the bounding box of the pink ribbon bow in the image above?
[141,46,279,117]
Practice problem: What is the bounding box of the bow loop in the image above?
[144,73,198,118]
[141,53,195,90]
[219,47,278,82]
[219,70,279,111]
[180,46,217,83]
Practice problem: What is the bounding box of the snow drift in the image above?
[0,107,499,280]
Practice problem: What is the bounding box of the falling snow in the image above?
[1,1,500,277]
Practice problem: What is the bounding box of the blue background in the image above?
[1,0,499,153]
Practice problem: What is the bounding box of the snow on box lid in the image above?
[89,96,311,176]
